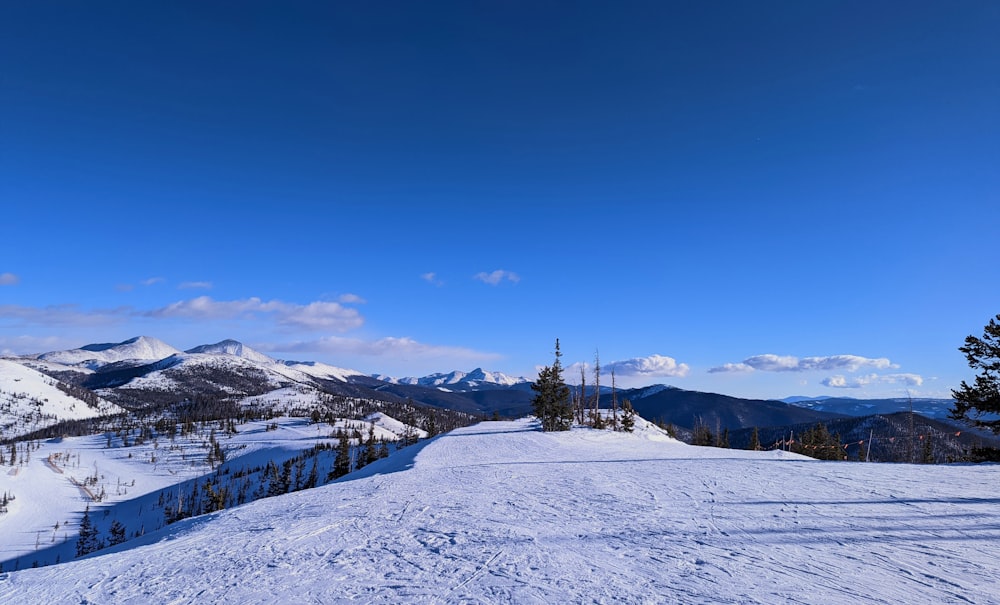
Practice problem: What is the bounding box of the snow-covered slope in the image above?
[37,336,182,369]
[118,352,284,394]
[364,411,428,440]
[3,419,997,604]
[0,414,426,569]
[185,339,275,365]
[0,359,122,439]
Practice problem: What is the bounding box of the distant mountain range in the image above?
[0,335,963,444]
[778,396,955,419]
[373,368,530,391]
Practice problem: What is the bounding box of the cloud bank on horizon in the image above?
[708,353,926,396]
[1,288,939,398]
[709,354,897,374]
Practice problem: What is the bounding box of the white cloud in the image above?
[178,281,213,290]
[710,353,897,373]
[707,362,755,374]
[568,354,690,379]
[338,293,366,304]
[147,296,364,331]
[141,277,165,286]
[822,373,924,389]
[798,355,896,371]
[262,335,502,362]
[0,273,19,286]
[421,272,444,286]
[2,296,365,332]
[606,354,690,378]
[474,270,520,285]
[742,354,802,371]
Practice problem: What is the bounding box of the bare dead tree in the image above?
[592,350,601,428]
[611,368,619,431]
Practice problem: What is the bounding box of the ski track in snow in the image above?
[2,419,999,604]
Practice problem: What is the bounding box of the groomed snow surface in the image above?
[3,418,999,604]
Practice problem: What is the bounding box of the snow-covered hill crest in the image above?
[278,360,363,383]
[185,339,275,365]
[37,336,182,369]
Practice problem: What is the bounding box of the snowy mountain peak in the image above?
[185,339,275,364]
[39,336,183,369]
[463,367,527,387]
[376,368,529,390]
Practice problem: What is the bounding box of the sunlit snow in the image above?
[2,418,997,603]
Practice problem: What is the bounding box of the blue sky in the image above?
[2,2,998,399]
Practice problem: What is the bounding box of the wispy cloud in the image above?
[0,334,78,356]
[822,373,924,389]
[474,269,520,285]
[1,296,366,332]
[178,281,213,290]
[709,354,896,373]
[147,296,363,331]
[0,303,130,326]
[421,272,444,287]
[261,335,502,362]
[0,273,20,286]
[708,362,754,373]
[118,277,165,290]
[337,293,366,304]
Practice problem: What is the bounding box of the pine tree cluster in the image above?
[531,340,573,432]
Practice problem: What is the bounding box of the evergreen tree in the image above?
[266,461,283,497]
[950,314,1000,432]
[531,339,573,431]
[621,398,636,433]
[76,505,99,557]
[748,427,761,451]
[329,434,352,481]
[363,424,380,467]
[691,419,714,446]
[108,520,126,546]
[794,422,844,460]
[922,433,934,464]
[305,457,318,489]
[718,427,730,449]
[279,460,293,493]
